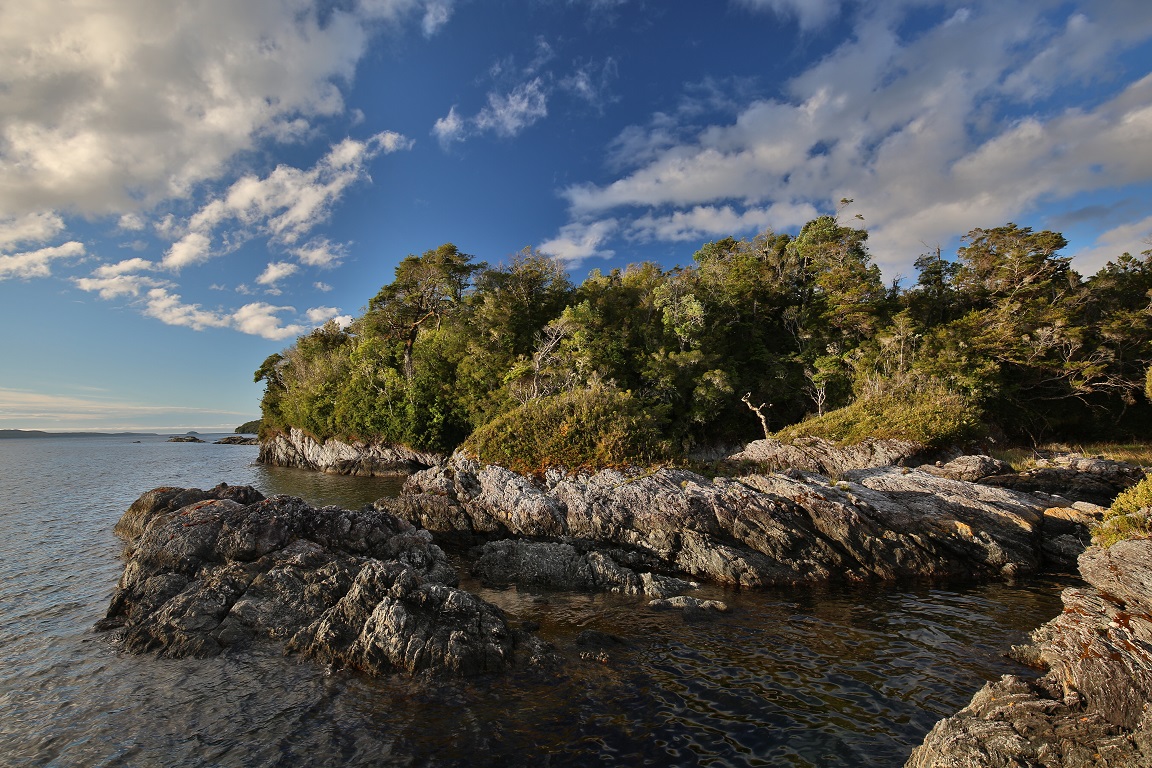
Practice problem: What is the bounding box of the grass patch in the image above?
[1093,473,1152,547]
[770,384,984,449]
[462,386,672,474]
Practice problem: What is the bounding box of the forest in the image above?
[254,210,1152,471]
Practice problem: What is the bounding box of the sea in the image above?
[0,433,1072,767]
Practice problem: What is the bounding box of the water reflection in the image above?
[251,463,408,508]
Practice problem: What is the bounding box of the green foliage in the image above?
[772,378,985,448]
[254,217,1152,466]
[462,386,671,473]
[1094,474,1152,547]
[235,419,262,434]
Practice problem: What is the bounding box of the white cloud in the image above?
[1071,215,1152,275]
[314,281,334,292]
[538,219,619,263]
[475,78,549,137]
[550,0,1152,276]
[735,0,844,31]
[437,77,550,145]
[143,288,233,332]
[163,233,213,271]
[160,131,410,270]
[0,0,443,219]
[231,302,309,339]
[630,202,819,242]
[117,213,146,232]
[421,0,455,36]
[73,257,167,299]
[305,306,351,327]
[432,106,466,146]
[141,287,342,339]
[257,261,300,287]
[0,241,85,280]
[293,238,347,268]
[0,386,250,427]
[93,257,155,277]
[0,212,66,250]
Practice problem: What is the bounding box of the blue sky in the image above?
[2,0,1151,432]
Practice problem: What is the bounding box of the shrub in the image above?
[462,386,671,473]
[1093,474,1152,547]
[771,381,984,448]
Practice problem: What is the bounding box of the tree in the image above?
[366,243,479,381]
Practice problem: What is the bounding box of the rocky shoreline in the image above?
[98,445,1152,762]
[907,540,1152,766]
[257,427,442,476]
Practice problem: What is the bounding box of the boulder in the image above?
[99,487,541,677]
[920,454,1011,482]
[726,436,928,475]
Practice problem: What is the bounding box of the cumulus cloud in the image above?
[549,0,1152,276]
[256,261,300,289]
[73,257,169,299]
[0,0,444,219]
[160,131,411,270]
[0,212,67,250]
[1071,215,1152,275]
[141,288,335,340]
[538,219,619,263]
[293,238,348,268]
[0,242,86,280]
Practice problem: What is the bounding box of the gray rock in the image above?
[396,456,1080,590]
[979,453,1144,507]
[214,436,259,445]
[99,487,537,677]
[920,454,1011,482]
[258,427,443,476]
[726,436,927,475]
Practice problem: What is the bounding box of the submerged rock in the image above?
[907,540,1152,767]
[99,486,538,677]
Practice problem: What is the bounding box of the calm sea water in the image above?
[0,435,1069,767]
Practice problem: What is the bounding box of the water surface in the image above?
[0,435,1068,766]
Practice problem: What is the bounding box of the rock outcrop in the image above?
[215,435,259,445]
[907,540,1152,767]
[258,427,443,476]
[978,453,1145,507]
[725,436,929,475]
[99,486,543,677]
[387,455,1094,590]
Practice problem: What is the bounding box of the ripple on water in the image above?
[0,436,1074,767]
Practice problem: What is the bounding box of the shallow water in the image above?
[0,435,1068,766]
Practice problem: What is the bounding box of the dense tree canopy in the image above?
[256,214,1152,464]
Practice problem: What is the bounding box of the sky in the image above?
[2,0,1152,432]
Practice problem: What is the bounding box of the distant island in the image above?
[0,430,161,439]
